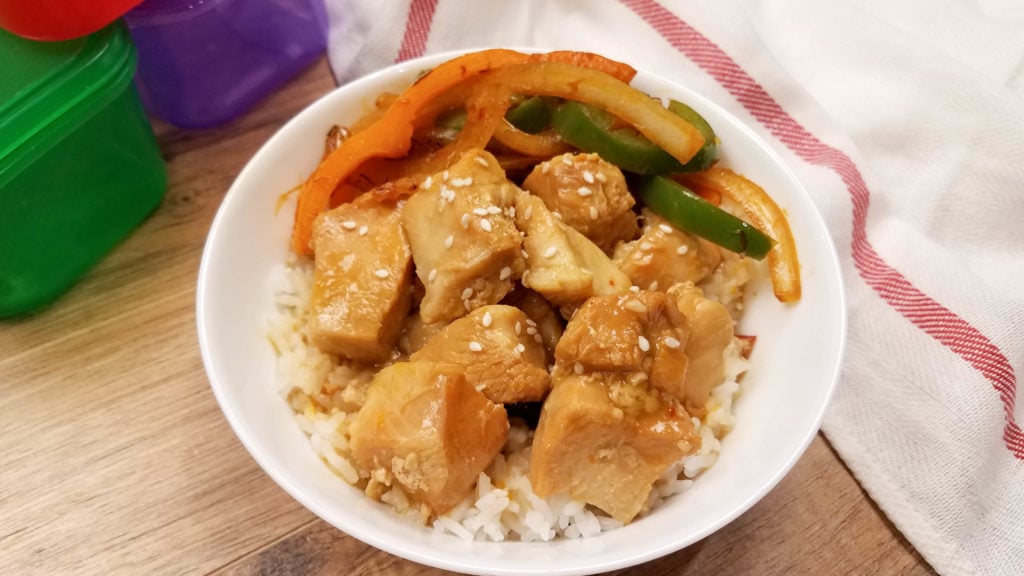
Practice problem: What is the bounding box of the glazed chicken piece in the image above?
[521,152,639,253]
[397,312,448,356]
[530,372,700,523]
[514,191,630,310]
[411,305,550,404]
[348,360,509,515]
[501,287,564,361]
[308,193,413,363]
[401,149,525,324]
[667,282,735,413]
[613,209,722,291]
[554,291,691,400]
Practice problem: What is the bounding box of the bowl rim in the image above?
[196,47,848,575]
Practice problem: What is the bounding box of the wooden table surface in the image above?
[0,57,936,576]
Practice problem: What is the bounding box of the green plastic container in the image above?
[0,23,166,317]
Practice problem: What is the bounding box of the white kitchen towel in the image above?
[322,1,1024,573]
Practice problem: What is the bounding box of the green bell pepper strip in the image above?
[635,175,773,259]
[551,100,718,174]
[434,96,556,134]
[667,100,717,172]
[504,96,556,133]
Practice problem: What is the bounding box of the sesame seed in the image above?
[482,311,493,328]
[515,322,522,335]
[428,268,437,282]
[441,187,455,201]
[444,235,454,249]
[526,326,537,336]
[638,335,651,352]
[499,266,512,280]
[534,333,543,343]
[442,170,450,180]
[659,224,673,234]
[486,205,502,215]
[543,246,558,258]
[472,207,488,216]
[640,241,654,251]
[515,343,526,354]
[629,285,640,293]
[342,220,357,230]
[541,163,551,174]
[358,225,368,236]
[374,269,390,279]
[461,214,471,229]
[648,281,659,291]
[561,155,573,166]
[469,341,483,352]
[523,205,533,220]
[577,186,593,197]
[525,318,537,327]
[480,219,493,232]
[676,244,690,255]
[461,287,474,300]
[521,249,529,259]
[474,156,489,167]
[624,299,648,314]
[574,362,584,375]
[589,206,598,220]
[582,170,595,184]
[552,211,563,220]
[451,176,473,187]
[423,176,433,188]
[508,206,516,218]
[595,172,607,183]
[664,336,681,349]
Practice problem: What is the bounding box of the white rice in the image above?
[267,253,751,541]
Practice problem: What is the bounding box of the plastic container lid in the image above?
[0,0,143,41]
[0,24,135,183]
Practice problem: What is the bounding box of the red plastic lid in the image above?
[0,0,143,41]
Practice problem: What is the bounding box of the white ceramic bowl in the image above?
[197,50,846,575]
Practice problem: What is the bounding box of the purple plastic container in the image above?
[125,0,327,129]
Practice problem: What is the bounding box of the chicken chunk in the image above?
[555,291,690,400]
[668,283,734,413]
[501,287,564,361]
[613,210,722,291]
[522,152,639,253]
[515,192,630,310]
[308,194,413,363]
[349,360,509,514]
[397,313,448,356]
[530,372,699,523]
[401,149,525,324]
[412,305,550,404]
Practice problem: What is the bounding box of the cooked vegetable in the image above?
[634,175,773,260]
[677,167,801,302]
[550,99,717,174]
[667,100,718,172]
[291,49,636,254]
[505,96,555,133]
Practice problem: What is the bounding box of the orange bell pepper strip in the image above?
[678,167,801,302]
[290,49,635,254]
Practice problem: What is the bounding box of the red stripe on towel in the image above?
[620,0,1024,458]
[396,0,439,62]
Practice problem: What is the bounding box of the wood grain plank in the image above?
[210,436,935,576]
